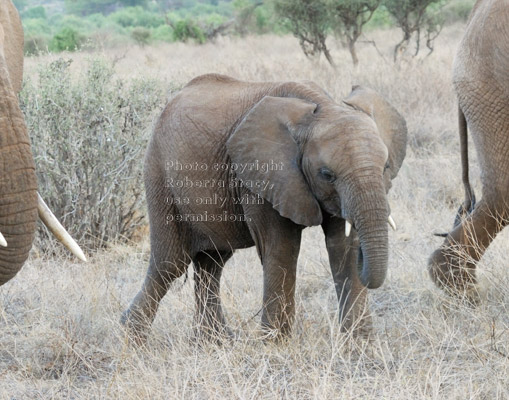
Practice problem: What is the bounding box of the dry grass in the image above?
[2,26,509,398]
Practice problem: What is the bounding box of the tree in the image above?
[64,0,117,16]
[273,0,335,66]
[12,0,27,12]
[384,0,444,61]
[329,0,381,65]
[119,0,149,6]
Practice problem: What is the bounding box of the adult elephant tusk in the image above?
[345,220,352,237]
[0,231,7,247]
[37,193,87,262]
[388,215,397,231]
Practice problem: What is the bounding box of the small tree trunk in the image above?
[414,27,421,56]
[347,37,359,66]
[393,31,411,62]
[320,39,336,67]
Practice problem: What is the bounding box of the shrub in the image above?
[110,6,165,28]
[131,27,151,45]
[49,27,85,52]
[20,58,165,248]
[21,6,47,19]
[172,19,206,43]
[151,24,174,42]
[22,18,52,37]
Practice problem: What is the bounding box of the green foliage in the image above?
[329,0,381,65]
[13,0,28,11]
[151,24,174,42]
[384,0,445,59]
[131,27,152,45]
[20,58,164,247]
[365,5,392,29]
[49,27,84,52]
[22,17,52,37]
[64,0,117,16]
[273,0,334,65]
[21,6,47,19]
[110,6,165,28]
[172,18,206,43]
[119,0,148,6]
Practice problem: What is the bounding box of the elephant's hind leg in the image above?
[428,200,508,300]
[121,200,192,343]
[193,250,233,342]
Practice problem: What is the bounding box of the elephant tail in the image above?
[454,104,476,228]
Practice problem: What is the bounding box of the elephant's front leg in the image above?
[321,213,370,334]
[429,200,508,300]
[245,202,303,338]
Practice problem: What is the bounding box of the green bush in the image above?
[20,58,165,248]
[49,27,84,52]
[151,24,174,42]
[172,19,206,43]
[21,6,47,19]
[366,6,393,29]
[22,18,52,37]
[110,6,165,28]
[131,27,151,45]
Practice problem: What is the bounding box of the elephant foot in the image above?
[193,315,235,345]
[340,306,373,338]
[120,307,152,346]
[428,246,479,305]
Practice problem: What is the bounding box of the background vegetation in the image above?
[17,0,475,58]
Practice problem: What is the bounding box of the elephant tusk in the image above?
[388,215,397,231]
[37,193,87,262]
[345,220,352,237]
[0,231,7,247]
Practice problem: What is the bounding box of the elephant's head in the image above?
[227,85,407,289]
[0,0,86,286]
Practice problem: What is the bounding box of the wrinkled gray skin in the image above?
[429,0,509,298]
[0,1,39,286]
[122,74,407,342]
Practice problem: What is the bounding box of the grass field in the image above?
[2,26,509,398]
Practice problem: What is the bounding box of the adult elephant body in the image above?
[0,0,85,286]
[0,0,38,284]
[429,0,509,294]
[123,74,407,340]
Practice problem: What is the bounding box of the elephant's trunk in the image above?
[0,52,38,285]
[343,178,389,289]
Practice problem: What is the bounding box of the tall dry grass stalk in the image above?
[1,26,508,398]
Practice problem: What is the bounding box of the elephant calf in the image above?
[122,74,407,342]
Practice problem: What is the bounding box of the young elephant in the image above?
[122,74,407,341]
[428,0,509,299]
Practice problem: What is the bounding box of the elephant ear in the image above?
[343,85,407,180]
[226,96,323,226]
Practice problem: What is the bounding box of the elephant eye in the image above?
[319,167,336,183]
[384,161,390,172]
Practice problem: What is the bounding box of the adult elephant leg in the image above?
[429,199,507,298]
[193,250,233,342]
[321,213,370,335]
[121,195,192,342]
[245,201,303,338]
